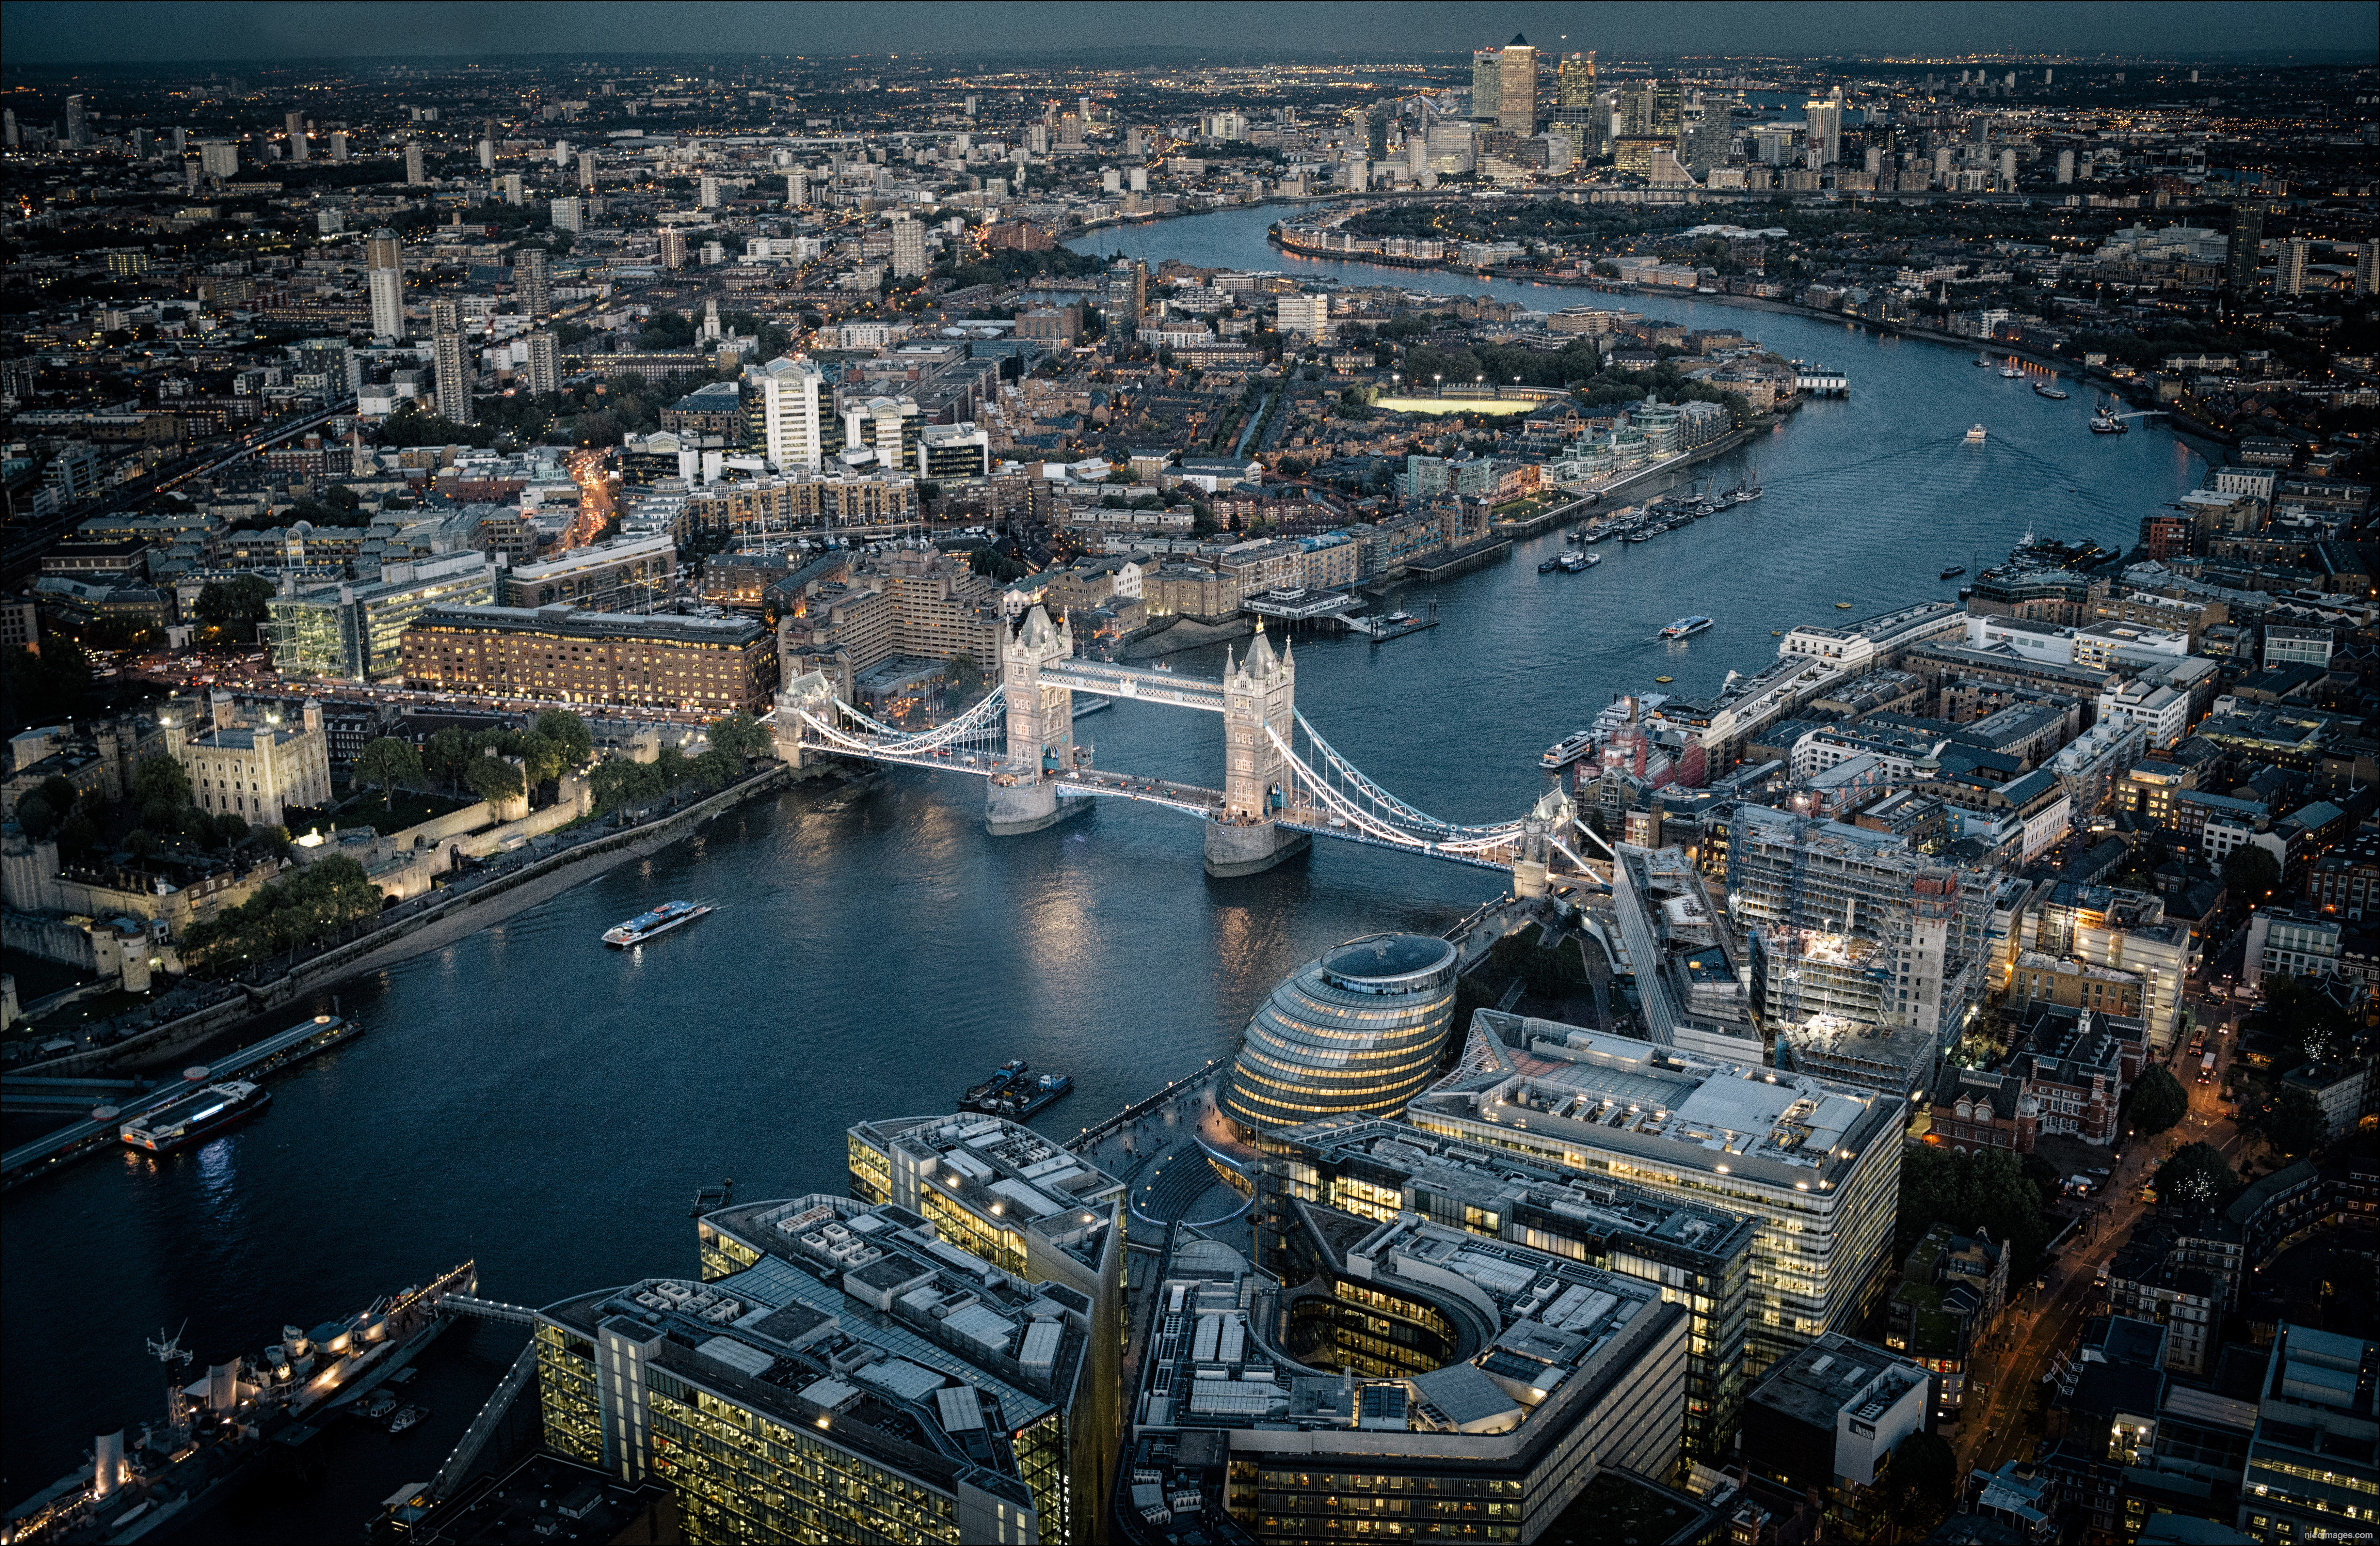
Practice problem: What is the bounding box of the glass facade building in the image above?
[1408,1012,1903,1378]
[1253,1115,1756,1469]
[1221,934,1459,1134]
[268,554,495,681]
[538,1193,1108,1544]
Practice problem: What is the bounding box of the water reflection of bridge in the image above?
[770,606,1610,885]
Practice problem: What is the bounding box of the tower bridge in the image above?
[770,605,1612,887]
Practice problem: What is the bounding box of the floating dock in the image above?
[1,1014,360,1190]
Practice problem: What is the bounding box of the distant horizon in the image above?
[0,0,2371,69]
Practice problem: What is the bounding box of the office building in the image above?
[1136,1202,1688,1544]
[1470,48,1502,125]
[402,604,774,713]
[429,300,472,425]
[283,108,307,160]
[539,1192,1108,1545]
[521,331,559,396]
[1409,1014,1904,1375]
[890,218,928,279]
[166,698,333,828]
[367,266,403,342]
[514,247,550,320]
[1496,36,1538,135]
[1255,1116,1755,1465]
[1608,842,1762,1062]
[842,1112,1125,1523]
[269,553,498,681]
[1220,934,1460,1134]
[2238,1324,2376,1545]
[1742,1333,1932,1535]
[404,141,424,185]
[2226,203,2264,290]
[499,534,678,612]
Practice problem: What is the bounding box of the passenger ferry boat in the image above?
[120,1080,271,1153]
[2090,407,2128,434]
[1965,424,1988,444]
[1660,615,1714,640]
[1541,730,1598,771]
[1999,364,2025,379]
[603,899,712,947]
[2033,381,2069,399]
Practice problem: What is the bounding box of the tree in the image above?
[706,710,766,768]
[946,651,982,696]
[589,758,663,814]
[15,791,61,840]
[2124,1066,2189,1137]
[194,574,275,639]
[422,726,476,790]
[2222,845,2280,904]
[692,747,738,792]
[520,733,568,788]
[2239,1085,2330,1159]
[354,737,423,809]
[533,709,593,768]
[1872,1430,1957,1531]
[210,811,251,850]
[2155,1142,2238,1211]
[1896,1143,2052,1282]
[55,809,98,852]
[132,752,192,811]
[463,756,526,804]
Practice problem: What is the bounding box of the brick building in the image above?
[401,605,776,712]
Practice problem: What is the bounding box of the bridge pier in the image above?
[1203,818,1308,878]
[985,779,1091,836]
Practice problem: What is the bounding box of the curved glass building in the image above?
[1221,934,1460,1133]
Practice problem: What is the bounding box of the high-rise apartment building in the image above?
[573,147,594,188]
[659,226,686,269]
[786,168,809,206]
[1803,88,1843,165]
[2056,147,2075,183]
[698,173,720,208]
[328,129,349,162]
[403,141,425,185]
[65,95,88,147]
[514,247,550,320]
[429,300,472,425]
[2226,203,2264,290]
[752,354,829,471]
[1496,35,1538,135]
[1100,258,1145,332]
[889,217,928,279]
[499,172,524,206]
[2356,240,2379,296]
[366,266,404,342]
[2280,237,2311,296]
[1407,1012,1905,1377]
[476,138,494,172]
[549,196,582,234]
[283,109,308,160]
[522,330,559,396]
[199,139,239,179]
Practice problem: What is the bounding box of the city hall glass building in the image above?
[1221,934,1459,1133]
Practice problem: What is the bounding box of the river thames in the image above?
[1,203,2213,1532]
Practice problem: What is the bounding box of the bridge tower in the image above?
[1207,623,1310,877]
[1510,784,1576,899]
[986,605,1089,836]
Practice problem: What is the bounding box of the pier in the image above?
[0,1014,358,1190]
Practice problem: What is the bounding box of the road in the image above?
[1951,1010,2247,1477]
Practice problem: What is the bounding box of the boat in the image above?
[1,1263,476,1546]
[1654,675,1674,684]
[1579,552,1603,568]
[358,1392,399,1421]
[1974,354,1991,367]
[2033,381,2069,399]
[1070,697,1110,721]
[1939,565,1967,579]
[388,1404,426,1435]
[1541,730,1597,771]
[963,1058,1028,1107]
[1581,527,1611,543]
[120,1080,271,1154]
[2090,407,2128,434]
[603,899,712,947]
[1659,615,1713,640]
[1386,612,1418,625]
[1965,424,1987,443]
[1558,551,1591,572]
[988,1072,1074,1119]
[1999,365,2025,379]
[1624,531,1651,542]
[1538,557,1560,573]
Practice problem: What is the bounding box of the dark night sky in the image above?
[0,1,2371,67]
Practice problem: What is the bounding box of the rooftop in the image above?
[409,605,762,646]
